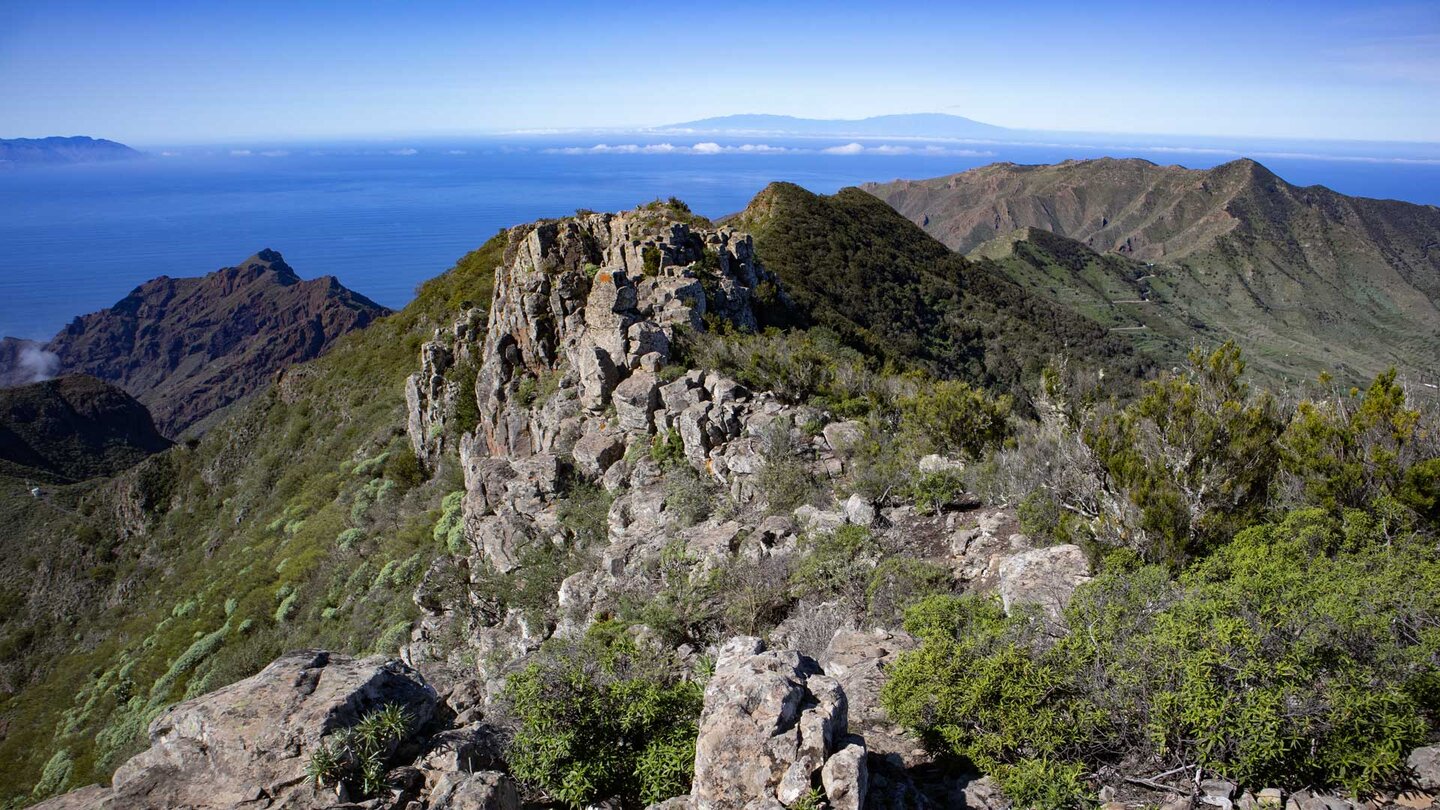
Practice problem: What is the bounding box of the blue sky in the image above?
[1,0,1437,145]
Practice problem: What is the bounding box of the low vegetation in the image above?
[503,623,706,809]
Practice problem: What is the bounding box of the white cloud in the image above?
[389,148,419,156]
[229,149,252,156]
[259,150,290,157]
[823,142,866,155]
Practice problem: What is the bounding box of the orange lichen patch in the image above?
[596,271,612,284]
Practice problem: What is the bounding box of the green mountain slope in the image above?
[731,182,1153,399]
[0,236,504,807]
[864,158,1440,385]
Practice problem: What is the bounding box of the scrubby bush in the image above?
[790,525,881,613]
[864,556,952,625]
[882,508,1440,802]
[662,468,714,528]
[556,477,613,547]
[757,419,816,515]
[504,623,705,808]
[900,379,1012,459]
[307,703,412,798]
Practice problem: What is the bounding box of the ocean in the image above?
[2,132,1438,341]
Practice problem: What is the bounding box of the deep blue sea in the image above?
[2,132,1438,340]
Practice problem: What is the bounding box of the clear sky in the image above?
[1,0,1437,145]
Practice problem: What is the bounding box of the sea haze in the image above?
[2,133,1438,341]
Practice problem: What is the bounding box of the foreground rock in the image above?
[662,636,867,810]
[36,650,443,809]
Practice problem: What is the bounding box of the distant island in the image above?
[659,112,1011,139]
[0,136,142,166]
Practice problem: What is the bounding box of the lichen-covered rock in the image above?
[997,543,1092,624]
[689,637,865,810]
[36,651,438,809]
[427,770,520,810]
[1410,745,1440,792]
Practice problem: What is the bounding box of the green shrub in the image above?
[1085,343,1285,565]
[433,491,467,554]
[757,419,816,515]
[307,703,413,798]
[882,507,1440,800]
[642,245,662,275]
[900,379,1012,460]
[504,624,705,808]
[556,478,613,547]
[662,469,714,528]
[910,469,968,515]
[790,525,880,613]
[865,557,952,625]
[649,428,687,469]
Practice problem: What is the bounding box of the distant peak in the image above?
[239,249,299,280]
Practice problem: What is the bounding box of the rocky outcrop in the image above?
[406,309,486,470]
[2,250,390,436]
[36,650,442,809]
[664,637,866,810]
[997,544,1092,625]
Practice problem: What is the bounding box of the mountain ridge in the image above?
[864,157,1440,384]
[0,249,392,436]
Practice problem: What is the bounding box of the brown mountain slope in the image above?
[864,158,1440,384]
[4,250,390,436]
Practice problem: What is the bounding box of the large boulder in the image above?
[997,543,1092,624]
[686,637,866,810]
[37,650,438,809]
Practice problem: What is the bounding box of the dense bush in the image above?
[883,508,1440,804]
[504,623,706,808]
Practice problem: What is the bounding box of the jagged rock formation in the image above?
[864,158,1440,384]
[0,374,172,482]
[673,636,865,810]
[0,250,390,436]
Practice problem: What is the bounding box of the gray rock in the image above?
[614,371,660,433]
[821,740,867,810]
[822,421,865,459]
[427,771,520,810]
[1410,745,1440,792]
[843,493,876,527]
[690,638,862,810]
[794,505,846,535]
[39,651,437,810]
[917,454,963,475]
[997,543,1092,624]
[572,429,625,477]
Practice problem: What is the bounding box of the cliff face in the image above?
[865,158,1440,383]
[6,250,390,436]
